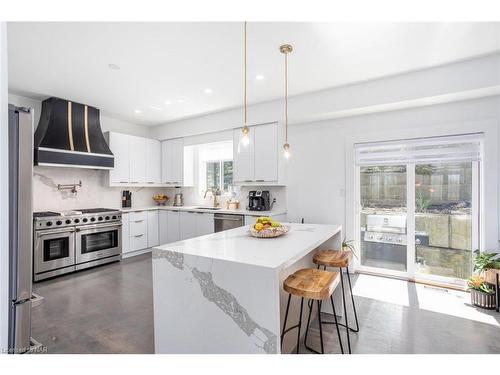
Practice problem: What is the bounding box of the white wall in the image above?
[8,93,150,137]
[150,53,500,251]
[0,22,9,351]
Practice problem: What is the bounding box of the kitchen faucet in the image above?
[204,187,221,207]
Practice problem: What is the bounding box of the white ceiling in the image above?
[7,22,500,126]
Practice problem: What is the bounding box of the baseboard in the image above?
[122,247,152,259]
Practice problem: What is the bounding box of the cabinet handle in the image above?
[255,180,265,182]
[134,234,144,238]
[244,180,253,182]
[147,182,155,184]
[134,220,144,223]
[119,181,128,183]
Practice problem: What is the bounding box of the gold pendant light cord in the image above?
[244,21,247,127]
[284,52,288,143]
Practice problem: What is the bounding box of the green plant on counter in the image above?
[467,275,495,294]
[473,249,500,274]
[342,238,358,259]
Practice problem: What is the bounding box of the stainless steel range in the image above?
[33,208,122,281]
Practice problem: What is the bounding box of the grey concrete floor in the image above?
[32,253,500,354]
[32,253,154,354]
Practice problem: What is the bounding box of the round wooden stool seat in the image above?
[283,268,340,300]
[313,250,351,268]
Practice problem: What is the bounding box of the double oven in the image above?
[33,209,122,281]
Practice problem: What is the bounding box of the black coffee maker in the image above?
[248,190,271,211]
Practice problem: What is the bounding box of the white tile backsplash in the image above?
[179,185,287,212]
[33,166,174,212]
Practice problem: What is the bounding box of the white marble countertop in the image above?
[118,205,286,217]
[153,223,342,270]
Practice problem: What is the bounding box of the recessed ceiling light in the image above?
[108,63,120,70]
[134,109,142,114]
[165,100,172,105]
[204,88,213,94]
[148,105,163,111]
[255,74,264,80]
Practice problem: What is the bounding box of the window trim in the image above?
[204,158,234,195]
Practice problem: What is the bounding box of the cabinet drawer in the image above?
[130,233,148,251]
[130,220,147,236]
[129,211,148,222]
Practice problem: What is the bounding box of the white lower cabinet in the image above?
[121,213,130,254]
[195,212,215,236]
[159,211,168,244]
[147,210,159,248]
[167,211,180,242]
[180,211,196,240]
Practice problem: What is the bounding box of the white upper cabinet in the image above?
[254,123,278,182]
[129,136,147,184]
[233,127,255,183]
[233,122,281,184]
[107,132,130,184]
[146,138,161,184]
[161,138,184,185]
[106,132,184,187]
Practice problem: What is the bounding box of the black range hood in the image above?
[34,97,114,169]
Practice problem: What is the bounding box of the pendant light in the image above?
[240,21,250,147]
[280,43,293,159]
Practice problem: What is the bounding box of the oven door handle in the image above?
[76,223,123,232]
[36,228,76,237]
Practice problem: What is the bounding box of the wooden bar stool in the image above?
[281,268,344,354]
[311,249,359,354]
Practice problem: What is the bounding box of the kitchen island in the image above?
[152,223,342,354]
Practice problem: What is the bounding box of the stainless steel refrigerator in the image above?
[8,104,33,354]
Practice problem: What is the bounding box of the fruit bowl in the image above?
[249,225,289,238]
[153,194,169,206]
[249,217,289,238]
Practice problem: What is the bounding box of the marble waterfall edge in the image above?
[152,249,279,354]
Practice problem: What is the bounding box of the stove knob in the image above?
[65,219,71,224]
[98,216,103,221]
[90,217,96,222]
[112,215,117,220]
[82,218,88,223]
[105,216,110,220]
[46,221,53,227]
[56,220,62,225]
[74,219,80,224]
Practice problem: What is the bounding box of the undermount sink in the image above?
[193,207,222,210]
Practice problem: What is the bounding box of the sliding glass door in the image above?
[413,162,477,284]
[355,135,481,287]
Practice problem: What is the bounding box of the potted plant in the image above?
[342,238,358,259]
[473,250,500,274]
[467,275,496,309]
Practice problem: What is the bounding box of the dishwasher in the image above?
[214,213,245,232]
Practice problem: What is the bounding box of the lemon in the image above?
[254,223,264,231]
